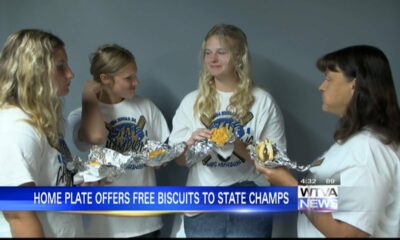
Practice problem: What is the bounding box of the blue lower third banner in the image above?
[0,186,301,212]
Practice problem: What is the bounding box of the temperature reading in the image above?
[325,178,336,185]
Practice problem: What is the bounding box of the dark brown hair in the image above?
[317,45,400,145]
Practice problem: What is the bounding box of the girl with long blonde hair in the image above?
[0,29,83,237]
[68,43,169,238]
[169,24,286,238]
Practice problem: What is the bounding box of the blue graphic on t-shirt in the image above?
[208,111,245,139]
[56,138,74,186]
[106,116,146,153]
[105,116,147,169]
[57,138,72,164]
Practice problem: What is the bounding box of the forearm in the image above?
[175,152,187,166]
[175,143,189,166]
[233,140,251,161]
[3,211,44,237]
[305,212,369,238]
[80,92,107,144]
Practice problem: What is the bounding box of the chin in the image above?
[124,94,135,99]
[210,72,222,78]
[58,89,69,97]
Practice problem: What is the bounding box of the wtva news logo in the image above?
[298,185,338,212]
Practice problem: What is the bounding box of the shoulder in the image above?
[67,107,82,120]
[128,96,162,112]
[0,108,44,151]
[129,95,154,106]
[342,130,399,165]
[0,108,39,136]
[251,86,280,111]
[176,90,198,109]
[345,130,385,147]
[68,107,82,115]
[181,90,199,103]
[252,86,274,101]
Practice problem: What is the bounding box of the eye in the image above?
[217,49,228,55]
[56,63,66,71]
[204,50,212,56]
[126,75,137,81]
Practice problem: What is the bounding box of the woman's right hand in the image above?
[186,128,212,147]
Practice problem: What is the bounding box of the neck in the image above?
[98,88,123,104]
[214,74,239,92]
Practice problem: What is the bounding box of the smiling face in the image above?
[53,47,74,97]
[203,35,236,80]
[319,68,355,117]
[103,62,138,103]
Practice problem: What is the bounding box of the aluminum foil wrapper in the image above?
[141,140,186,167]
[67,145,137,183]
[184,135,236,167]
[185,139,214,168]
[247,141,321,172]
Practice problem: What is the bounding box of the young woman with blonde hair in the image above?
[169,24,287,238]
[0,29,83,237]
[68,43,169,237]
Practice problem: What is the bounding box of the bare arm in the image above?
[175,145,189,166]
[3,182,44,237]
[232,139,251,162]
[3,211,44,237]
[79,80,108,145]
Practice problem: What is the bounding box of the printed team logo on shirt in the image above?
[56,138,75,186]
[105,116,147,170]
[200,111,254,167]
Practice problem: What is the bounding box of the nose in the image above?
[211,52,218,62]
[205,52,218,62]
[133,77,139,87]
[66,65,74,81]
[319,79,326,92]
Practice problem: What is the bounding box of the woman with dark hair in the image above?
[257,45,400,237]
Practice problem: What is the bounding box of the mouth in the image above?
[209,65,221,68]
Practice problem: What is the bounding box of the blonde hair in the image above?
[90,43,136,82]
[194,24,254,121]
[0,29,64,148]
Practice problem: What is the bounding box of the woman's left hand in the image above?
[255,162,298,186]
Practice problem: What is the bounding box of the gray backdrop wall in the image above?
[1,0,399,237]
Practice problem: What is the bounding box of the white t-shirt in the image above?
[169,87,287,187]
[0,107,84,237]
[68,96,170,237]
[168,87,286,237]
[298,130,400,237]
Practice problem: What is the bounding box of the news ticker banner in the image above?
[0,186,338,213]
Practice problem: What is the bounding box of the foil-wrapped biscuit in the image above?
[256,139,276,162]
[142,140,186,167]
[148,149,167,158]
[247,139,324,172]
